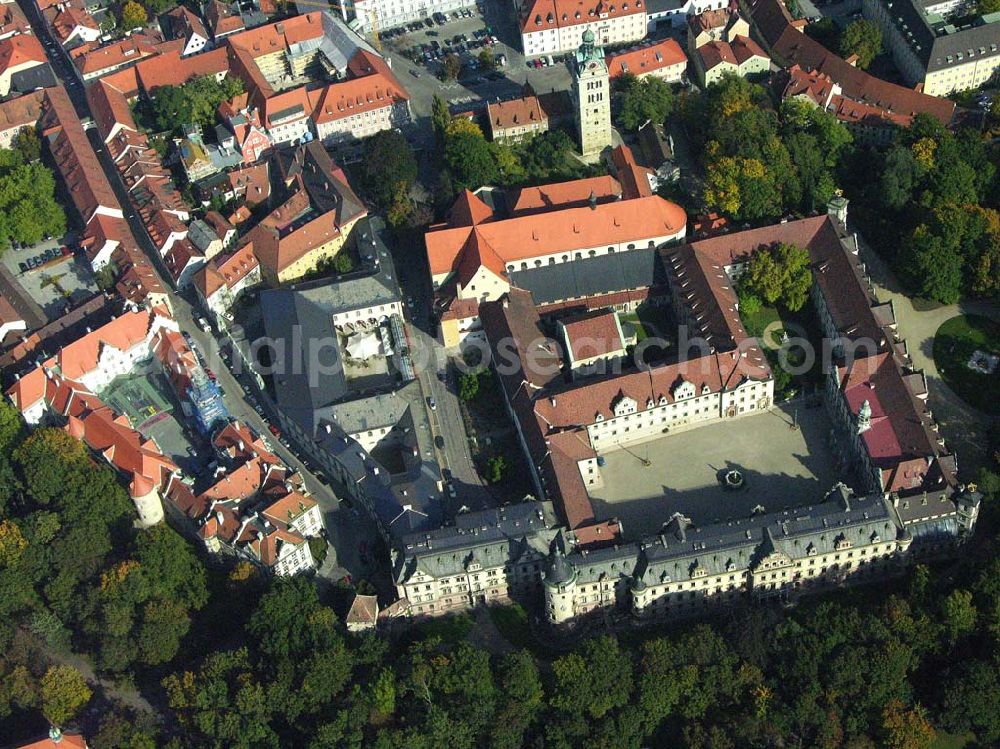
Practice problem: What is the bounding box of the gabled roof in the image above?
[605,38,687,78]
[747,0,955,125]
[163,5,209,43]
[56,308,158,380]
[427,194,686,278]
[521,0,646,34]
[509,175,623,216]
[0,88,45,132]
[0,33,46,71]
[487,94,547,133]
[51,6,99,43]
[87,78,137,137]
[135,46,229,92]
[448,189,495,226]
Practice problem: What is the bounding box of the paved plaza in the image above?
[588,403,842,538]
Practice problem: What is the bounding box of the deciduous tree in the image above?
[839,19,882,69]
[40,665,91,727]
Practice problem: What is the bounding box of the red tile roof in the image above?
[610,144,653,199]
[521,0,645,34]
[0,88,45,132]
[747,0,954,125]
[87,78,137,137]
[51,6,99,44]
[72,34,159,76]
[42,87,123,224]
[448,189,494,226]
[0,33,46,71]
[605,38,687,79]
[509,174,623,216]
[561,309,625,360]
[487,94,547,133]
[427,194,686,277]
[697,34,767,70]
[309,53,409,125]
[15,732,88,749]
[135,46,228,93]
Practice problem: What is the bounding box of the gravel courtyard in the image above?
[588,403,842,539]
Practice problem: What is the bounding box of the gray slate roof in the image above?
[509,245,667,306]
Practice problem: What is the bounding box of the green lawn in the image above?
[932,315,1000,416]
[930,731,975,749]
[488,603,533,649]
[740,302,781,341]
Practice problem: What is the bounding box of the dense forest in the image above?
[1,396,1000,748]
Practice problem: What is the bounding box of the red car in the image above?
[206,368,217,382]
[268,424,281,437]
[60,246,72,256]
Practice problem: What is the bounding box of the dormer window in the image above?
[595,412,604,422]
[806,543,817,556]
[658,395,667,406]
[646,398,654,410]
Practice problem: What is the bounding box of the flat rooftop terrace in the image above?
[587,403,842,539]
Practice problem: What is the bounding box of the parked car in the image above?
[268,424,281,437]
[18,262,27,273]
[410,68,421,77]
[428,397,437,410]
[435,435,445,449]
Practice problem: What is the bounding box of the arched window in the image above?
[589,250,597,257]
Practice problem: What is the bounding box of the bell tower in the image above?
[572,27,612,160]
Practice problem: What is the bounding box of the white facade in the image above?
[522,12,648,57]
[273,539,316,576]
[350,0,468,32]
[314,100,411,145]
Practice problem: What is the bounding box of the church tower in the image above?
[572,27,612,160]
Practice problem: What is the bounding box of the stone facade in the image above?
[572,29,613,159]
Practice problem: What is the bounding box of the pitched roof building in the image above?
[605,37,688,82]
[747,0,956,125]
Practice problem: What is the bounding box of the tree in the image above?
[120,0,147,30]
[980,0,1000,12]
[442,53,461,81]
[445,130,498,191]
[900,226,963,303]
[13,128,40,163]
[458,371,480,401]
[839,20,882,69]
[361,129,418,210]
[616,74,674,132]
[40,665,91,727]
[550,636,633,719]
[881,700,935,749]
[152,75,245,134]
[743,242,812,310]
[431,94,451,145]
[478,48,496,71]
[370,668,396,719]
[486,455,507,483]
[0,160,66,252]
[941,589,977,645]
